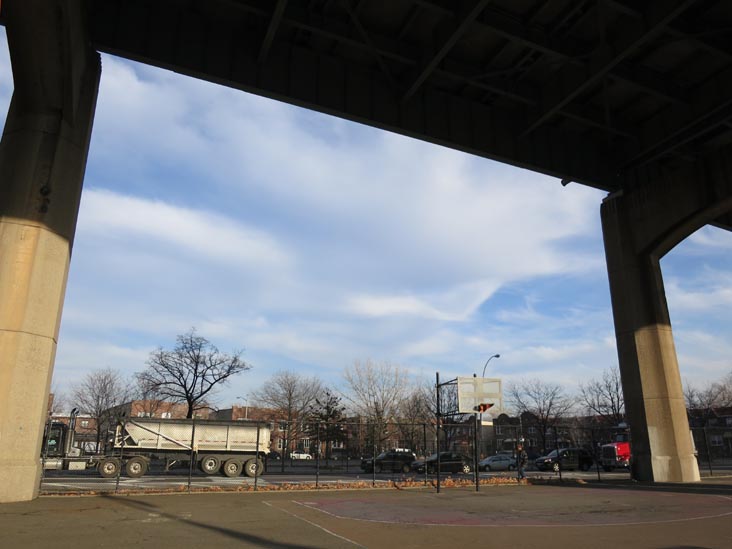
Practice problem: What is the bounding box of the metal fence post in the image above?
[187,417,197,493]
[592,429,601,481]
[474,414,480,492]
[255,422,261,491]
[436,371,441,494]
[554,425,562,482]
[421,422,427,485]
[702,427,714,477]
[115,420,125,493]
[371,423,376,487]
[315,423,321,489]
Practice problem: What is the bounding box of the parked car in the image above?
[479,454,516,472]
[361,449,416,473]
[290,451,313,460]
[535,448,593,472]
[412,452,472,474]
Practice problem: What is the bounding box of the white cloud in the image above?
[0,33,728,405]
[80,189,292,270]
[665,272,732,313]
[687,226,732,250]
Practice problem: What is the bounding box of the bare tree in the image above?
[132,380,165,418]
[684,372,732,425]
[71,368,133,450]
[137,329,251,419]
[722,371,732,407]
[579,367,625,426]
[250,370,322,464]
[342,360,409,452]
[507,379,574,452]
[48,384,68,416]
[342,360,409,420]
[395,386,434,455]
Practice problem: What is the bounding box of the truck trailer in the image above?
[43,416,271,479]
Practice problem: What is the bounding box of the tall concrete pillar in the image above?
[0,0,100,503]
[601,151,732,483]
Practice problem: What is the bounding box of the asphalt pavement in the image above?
[3,477,732,549]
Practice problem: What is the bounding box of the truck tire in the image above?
[125,456,148,478]
[402,463,411,473]
[199,455,221,475]
[222,458,243,477]
[244,458,263,477]
[98,457,121,478]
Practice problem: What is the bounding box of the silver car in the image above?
[479,454,515,472]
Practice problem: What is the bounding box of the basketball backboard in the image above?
[457,377,502,414]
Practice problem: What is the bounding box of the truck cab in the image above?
[41,412,87,471]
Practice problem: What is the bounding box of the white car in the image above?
[479,454,516,472]
[290,451,312,460]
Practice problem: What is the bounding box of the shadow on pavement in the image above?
[530,477,732,497]
[100,494,321,549]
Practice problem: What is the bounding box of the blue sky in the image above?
[1,30,730,409]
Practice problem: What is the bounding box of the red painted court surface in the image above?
[285,485,732,527]
[2,481,732,548]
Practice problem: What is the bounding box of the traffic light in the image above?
[473,403,494,413]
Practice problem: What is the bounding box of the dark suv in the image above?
[361,449,416,473]
[412,451,473,474]
[535,447,594,472]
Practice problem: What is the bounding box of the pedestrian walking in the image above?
[517,444,528,480]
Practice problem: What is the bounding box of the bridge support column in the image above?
[0,0,100,503]
[601,152,732,483]
[602,201,698,482]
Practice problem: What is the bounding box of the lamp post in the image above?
[475,353,500,477]
[481,353,500,378]
[236,396,249,420]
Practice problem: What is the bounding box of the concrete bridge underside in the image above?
[2,0,732,501]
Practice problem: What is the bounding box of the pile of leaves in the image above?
[44,475,529,497]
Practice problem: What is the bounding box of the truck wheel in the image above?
[199,455,221,475]
[244,458,263,477]
[98,457,121,478]
[125,457,148,478]
[402,463,411,474]
[222,458,243,477]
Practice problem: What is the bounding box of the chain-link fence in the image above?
[40,418,730,495]
[692,426,732,476]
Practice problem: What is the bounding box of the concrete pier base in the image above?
[602,150,732,483]
[0,0,100,503]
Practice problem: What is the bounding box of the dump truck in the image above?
[42,415,271,479]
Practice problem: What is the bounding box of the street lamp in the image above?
[481,353,500,377]
[476,353,500,471]
[236,396,249,420]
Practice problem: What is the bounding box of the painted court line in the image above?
[263,500,367,548]
[291,497,732,529]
